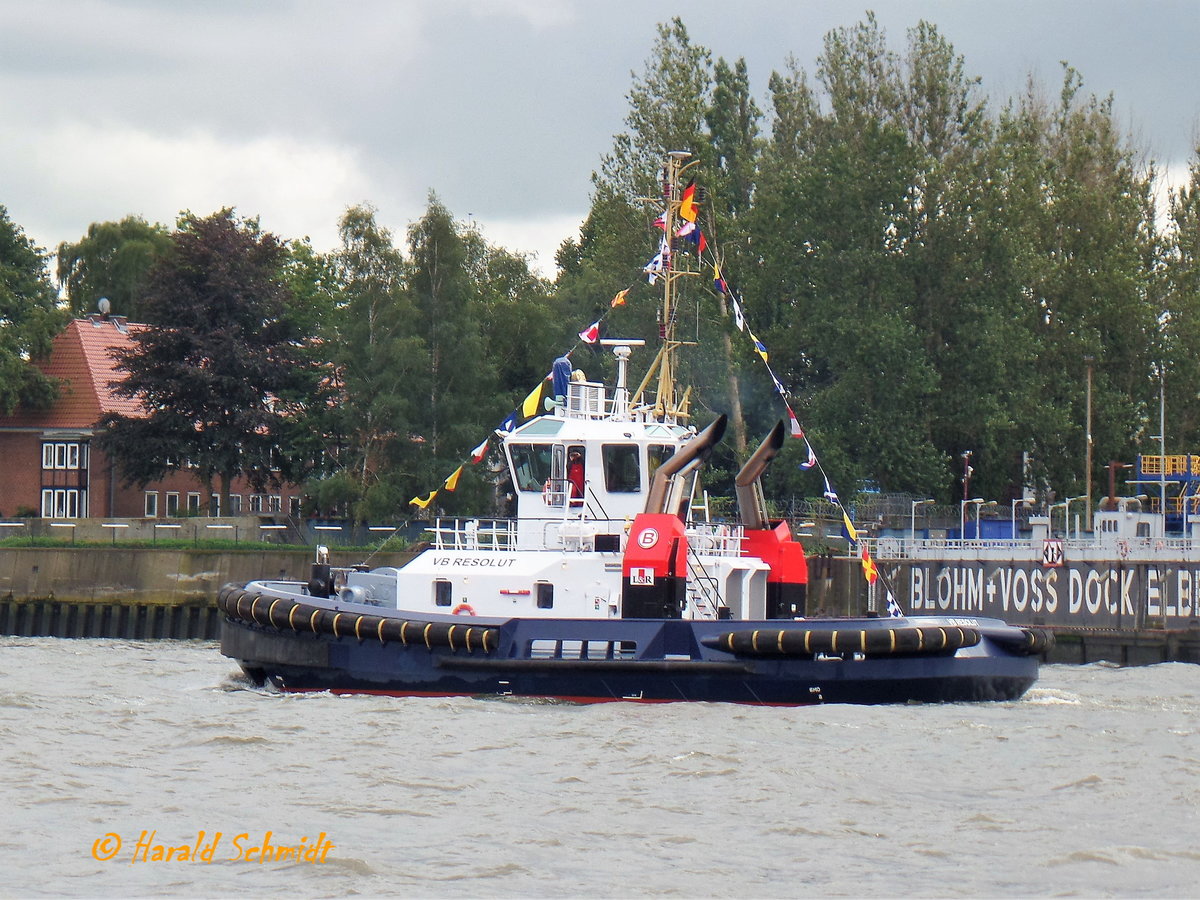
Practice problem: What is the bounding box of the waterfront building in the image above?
[0,314,301,520]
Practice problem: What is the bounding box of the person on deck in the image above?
[567,450,585,506]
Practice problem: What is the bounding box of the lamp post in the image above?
[1048,501,1066,536]
[1085,355,1094,532]
[911,498,935,544]
[1011,498,1033,540]
[1118,494,1148,513]
[1063,495,1087,539]
[975,500,997,539]
[1158,362,1166,535]
[960,498,984,541]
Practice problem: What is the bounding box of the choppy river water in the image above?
[0,637,1197,898]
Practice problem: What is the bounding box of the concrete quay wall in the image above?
[0,547,412,639]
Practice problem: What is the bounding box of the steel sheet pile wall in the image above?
[883,558,1200,664]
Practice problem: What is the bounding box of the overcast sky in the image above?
[2,1,1197,284]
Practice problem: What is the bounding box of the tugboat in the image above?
[219,152,1050,704]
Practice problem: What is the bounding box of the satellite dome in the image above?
[98,297,111,315]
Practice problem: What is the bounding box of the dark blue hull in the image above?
[218,586,1043,705]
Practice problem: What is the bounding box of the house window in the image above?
[288,496,301,517]
[210,493,220,516]
[269,495,282,513]
[187,492,201,514]
[41,441,87,470]
[249,494,263,513]
[165,492,179,516]
[228,494,242,515]
[144,492,159,517]
[43,488,84,518]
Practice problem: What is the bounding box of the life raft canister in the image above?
[452,603,477,616]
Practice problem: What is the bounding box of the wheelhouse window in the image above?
[648,444,676,478]
[509,443,553,492]
[536,582,554,609]
[602,444,641,493]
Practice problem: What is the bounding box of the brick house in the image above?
[0,315,301,520]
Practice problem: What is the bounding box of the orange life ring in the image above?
[452,603,476,616]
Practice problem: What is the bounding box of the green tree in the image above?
[464,229,557,397]
[892,20,1026,504]
[701,55,763,456]
[97,209,309,512]
[315,205,428,522]
[989,67,1158,499]
[749,16,947,497]
[599,17,714,200]
[55,216,171,321]
[406,196,499,513]
[565,19,756,462]
[706,57,761,223]
[1162,149,1200,447]
[0,206,67,415]
[274,236,342,499]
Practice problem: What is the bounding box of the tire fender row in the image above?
[989,627,1056,656]
[217,584,498,654]
[704,625,982,658]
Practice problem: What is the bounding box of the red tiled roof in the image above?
[0,317,147,430]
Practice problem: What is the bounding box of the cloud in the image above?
[458,0,578,30]
[1,120,372,253]
[475,212,586,278]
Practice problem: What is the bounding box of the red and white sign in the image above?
[636,528,659,549]
[630,567,655,586]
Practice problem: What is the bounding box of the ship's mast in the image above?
[634,150,698,424]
